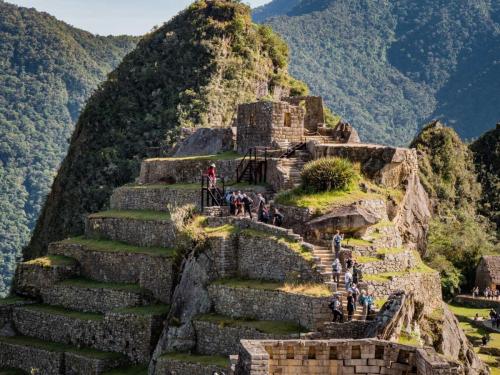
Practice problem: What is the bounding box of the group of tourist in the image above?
[472,286,500,300]
[224,190,285,227]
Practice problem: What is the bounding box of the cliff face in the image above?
[26,0,306,259]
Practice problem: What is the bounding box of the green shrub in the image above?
[300,157,356,193]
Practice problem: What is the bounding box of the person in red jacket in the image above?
[206,163,217,188]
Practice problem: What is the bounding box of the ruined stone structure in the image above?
[475,255,500,291]
[234,339,461,375]
[0,95,489,375]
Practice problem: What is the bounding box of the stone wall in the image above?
[308,143,418,189]
[283,96,324,133]
[111,185,198,212]
[234,339,462,375]
[0,340,64,375]
[155,355,229,375]
[13,260,79,298]
[49,241,174,303]
[139,158,239,185]
[193,319,301,356]
[12,306,165,363]
[364,272,442,315]
[237,101,305,153]
[236,231,322,283]
[359,250,417,275]
[453,295,500,309]
[272,204,313,237]
[85,216,176,248]
[208,284,331,331]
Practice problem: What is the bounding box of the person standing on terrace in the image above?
[332,230,344,259]
[206,163,217,188]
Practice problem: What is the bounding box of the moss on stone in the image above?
[160,352,229,368]
[0,296,30,306]
[88,210,171,221]
[196,314,306,335]
[112,304,170,316]
[355,256,380,264]
[344,238,373,247]
[62,237,177,257]
[0,368,27,375]
[25,255,76,268]
[58,278,145,293]
[363,261,436,282]
[376,247,405,255]
[101,365,148,375]
[213,278,330,297]
[204,224,239,238]
[23,304,103,321]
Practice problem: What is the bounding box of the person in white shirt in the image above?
[344,269,353,290]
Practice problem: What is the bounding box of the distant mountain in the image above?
[253,0,500,145]
[0,0,137,295]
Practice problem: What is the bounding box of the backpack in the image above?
[334,235,342,245]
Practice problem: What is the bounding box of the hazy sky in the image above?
[7,0,271,35]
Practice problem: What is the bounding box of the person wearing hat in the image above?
[206,163,217,188]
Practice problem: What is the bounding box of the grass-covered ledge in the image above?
[57,278,145,293]
[212,278,331,297]
[22,304,103,321]
[88,210,171,221]
[159,352,230,368]
[25,255,77,268]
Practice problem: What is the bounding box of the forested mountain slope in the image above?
[254,0,500,145]
[26,0,307,260]
[0,0,137,295]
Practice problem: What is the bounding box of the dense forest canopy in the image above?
[0,0,137,296]
[26,0,308,260]
[254,0,500,146]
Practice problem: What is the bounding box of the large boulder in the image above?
[173,127,234,157]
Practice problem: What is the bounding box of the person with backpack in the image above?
[350,283,360,310]
[273,208,284,227]
[332,258,341,284]
[241,193,254,219]
[344,269,353,290]
[366,292,374,319]
[256,193,266,222]
[332,230,344,259]
[226,191,236,215]
[359,290,369,321]
[347,291,355,321]
[329,295,343,323]
[345,256,353,271]
[352,261,360,284]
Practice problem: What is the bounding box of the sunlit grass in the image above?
[213,278,330,297]
[89,210,171,221]
[196,314,306,334]
[61,237,176,257]
[25,255,76,268]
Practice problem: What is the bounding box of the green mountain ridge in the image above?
[0,0,138,296]
[254,0,500,145]
[25,0,307,260]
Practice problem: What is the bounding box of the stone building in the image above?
[236,101,305,153]
[283,96,325,133]
[475,255,500,291]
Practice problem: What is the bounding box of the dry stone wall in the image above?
[139,158,239,184]
[156,356,229,375]
[234,339,462,375]
[49,241,174,303]
[0,340,64,375]
[208,284,330,331]
[359,250,417,275]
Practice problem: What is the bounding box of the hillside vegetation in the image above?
[411,122,498,298]
[254,0,500,145]
[0,1,137,296]
[470,125,500,230]
[26,0,308,260]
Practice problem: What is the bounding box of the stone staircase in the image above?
[279,152,308,190]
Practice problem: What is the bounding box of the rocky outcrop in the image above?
[173,127,234,157]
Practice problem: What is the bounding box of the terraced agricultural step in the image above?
[0,336,127,375]
[110,184,199,212]
[12,304,169,363]
[155,353,230,375]
[85,210,175,248]
[208,279,332,330]
[13,256,79,298]
[49,237,177,303]
[41,278,153,313]
[193,314,307,356]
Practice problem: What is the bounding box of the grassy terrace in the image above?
[376,247,406,255]
[448,303,500,374]
[196,314,306,334]
[23,304,103,321]
[0,336,123,360]
[355,255,380,264]
[204,223,238,238]
[25,255,76,268]
[58,278,145,293]
[102,366,148,375]
[62,236,177,257]
[344,238,373,247]
[148,151,240,162]
[363,262,436,283]
[89,210,171,221]
[213,278,331,297]
[0,368,26,375]
[0,296,31,306]
[160,352,229,368]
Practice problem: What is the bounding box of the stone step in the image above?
[193,314,306,357]
[155,353,230,375]
[49,237,176,304]
[12,303,169,363]
[110,184,199,212]
[41,278,154,313]
[85,210,176,248]
[0,336,127,375]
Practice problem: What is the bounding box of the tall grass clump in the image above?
[300,157,357,193]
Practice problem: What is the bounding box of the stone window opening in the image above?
[284,112,292,127]
[375,345,385,360]
[397,349,410,364]
[351,345,361,359]
[307,346,316,360]
[286,346,294,359]
[329,347,338,360]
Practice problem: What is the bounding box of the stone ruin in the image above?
[0,95,488,375]
[475,255,500,291]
